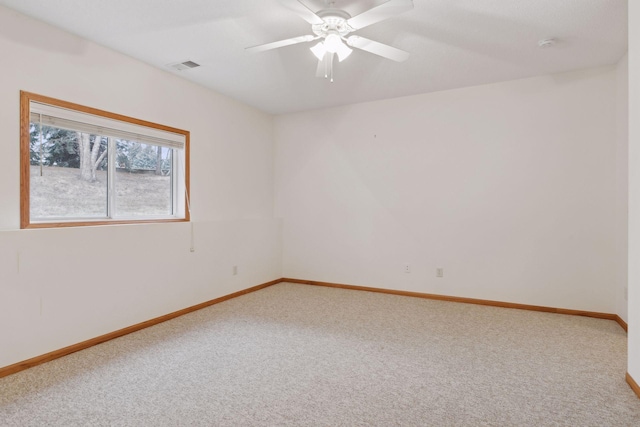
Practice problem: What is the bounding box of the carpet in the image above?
[1,282,638,426]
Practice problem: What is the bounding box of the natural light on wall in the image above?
[20,92,190,228]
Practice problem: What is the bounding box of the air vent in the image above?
[168,61,201,71]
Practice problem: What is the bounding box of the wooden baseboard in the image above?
[282,278,625,329]
[0,278,282,379]
[614,315,628,332]
[627,373,640,399]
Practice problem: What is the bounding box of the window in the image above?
[20,91,190,228]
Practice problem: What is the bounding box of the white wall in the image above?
[0,6,280,368]
[275,66,619,314]
[628,0,640,384]
[615,54,629,324]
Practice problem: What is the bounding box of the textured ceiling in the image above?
[0,0,628,114]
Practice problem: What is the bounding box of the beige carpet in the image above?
[1,282,639,426]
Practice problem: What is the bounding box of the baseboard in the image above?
[627,373,640,399]
[282,278,626,330]
[614,315,628,332]
[0,278,282,379]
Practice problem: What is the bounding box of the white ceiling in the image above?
[0,0,628,115]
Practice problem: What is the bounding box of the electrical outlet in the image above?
[232,265,238,276]
[436,268,444,278]
[404,263,411,273]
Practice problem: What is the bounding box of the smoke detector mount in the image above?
[538,39,557,49]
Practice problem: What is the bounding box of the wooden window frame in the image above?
[20,91,190,229]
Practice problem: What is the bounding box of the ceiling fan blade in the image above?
[347,0,414,30]
[246,35,316,53]
[279,0,324,25]
[347,36,410,62]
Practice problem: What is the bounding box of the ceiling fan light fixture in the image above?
[310,42,327,60]
[335,42,352,62]
[324,33,343,53]
[323,32,352,62]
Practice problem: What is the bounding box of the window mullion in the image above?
[172,149,177,216]
[107,137,116,218]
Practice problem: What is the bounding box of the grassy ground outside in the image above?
[30,165,172,218]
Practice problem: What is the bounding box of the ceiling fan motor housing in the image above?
[312,9,354,38]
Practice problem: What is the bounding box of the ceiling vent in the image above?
[168,61,201,71]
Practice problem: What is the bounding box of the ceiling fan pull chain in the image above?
[329,52,334,82]
[324,53,328,78]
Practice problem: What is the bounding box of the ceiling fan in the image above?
[246,0,414,82]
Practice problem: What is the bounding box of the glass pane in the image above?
[30,124,108,219]
[114,141,173,216]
